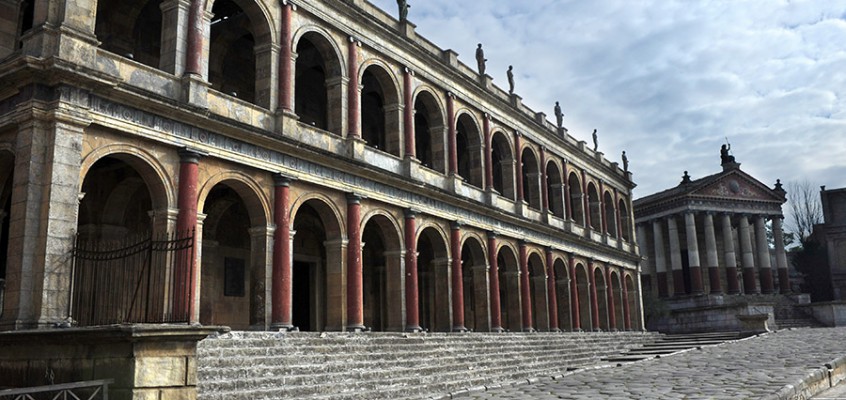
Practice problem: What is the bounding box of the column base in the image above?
[549,328,562,333]
[708,266,722,294]
[672,269,686,296]
[742,267,758,294]
[345,324,367,332]
[490,326,506,333]
[760,268,775,294]
[270,323,295,332]
[689,266,704,294]
[522,327,536,333]
[451,326,468,333]
[404,325,422,333]
[778,268,790,293]
[181,73,209,109]
[657,272,669,298]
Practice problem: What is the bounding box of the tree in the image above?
[785,180,823,244]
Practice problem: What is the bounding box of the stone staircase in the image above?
[197,331,660,400]
[603,331,744,363]
[774,296,825,329]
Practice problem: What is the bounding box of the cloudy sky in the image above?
[369,0,846,207]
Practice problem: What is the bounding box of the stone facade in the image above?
[0,0,640,337]
[817,186,846,299]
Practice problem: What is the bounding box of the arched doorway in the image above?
[575,263,591,331]
[619,199,631,241]
[497,246,521,332]
[594,266,609,330]
[461,237,489,332]
[527,252,548,331]
[95,0,163,69]
[491,131,515,200]
[362,214,403,331]
[587,183,601,231]
[568,172,584,225]
[521,149,541,210]
[604,191,617,238]
[456,114,483,188]
[414,91,445,172]
[611,271,624,330]
[547,162,564,218]
[626,274,638,330]
[417,226,450,332]
[554,259,571,331]
[361,65,401,156]
[294,32,343,134]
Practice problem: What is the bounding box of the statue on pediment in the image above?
[720,143,735,165]
[397,0,410,22]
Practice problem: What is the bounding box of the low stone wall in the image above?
[0,324,225,400]
[648,294,775,334]
[806,301,846,327]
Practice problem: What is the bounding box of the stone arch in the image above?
[604,191,617,238]
[359,62,402,156]
[496,242,521,332]
[490,130,515,200]
[460,234,489,332]
[455,112,484,188]
[552,257,571,331]
[1,0,35,58]
[526,250,548,331]
[575,262,591,331]
[361,210,404,331]
[521,146,541,210]
[207,0,276,108]
[79,145,175,213]
[568,171,584,225]
[546,159,564,218]
[587,182,601,231]
[292,28,345,134]
[625,273,638,330]
[618,198,631,241]
[95,0,164,69]
[413,89,447,173]
[416,224,451,332]
[593,264,609,330]
[610,270,624,330]
[197,171,271,228]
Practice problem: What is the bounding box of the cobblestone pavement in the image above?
[460,328,846,399]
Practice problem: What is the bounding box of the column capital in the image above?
[446,91,456,100]
[346,193,364,204]
[273,173,297,187]
[404,208,419,218]
[178,147,207,163]
[280,0,298,10]
[403,66,415,76]
[486,230,498,239]
[514,130,522,138]
[450,220,462,230]
[545,246,555,255]
[484,112,492,121]
[348,36,362,46]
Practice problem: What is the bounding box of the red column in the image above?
[588,260,600,330]
[563,162,572,220]
[447,92,457,175]
[278,2,293,112]
[271,174,294,330]
[487,231,503,332]
[184,0,204,76]
[175,148,203,322]
[347,37,361,139]
[622,270,632,330]
[545,247,559,332]
[483,113,493,190]
[404,209,420,331]
[403,68,415,158]
[568,255,581,331]
[515,131,524,202]
[450,221,466,331]
[582,171,591,229]
[519,240,533,331]
[606,267,616,331]
[346,194,365,331]
[540,146,549,213]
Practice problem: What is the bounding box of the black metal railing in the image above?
[70,230,194,326]
[0,379,113,400]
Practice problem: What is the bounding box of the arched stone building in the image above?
[0,0,641,333]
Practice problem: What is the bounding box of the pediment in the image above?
[692,172,781,202]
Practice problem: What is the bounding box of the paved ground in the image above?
[814,380,846,399]
[456,328,846,399]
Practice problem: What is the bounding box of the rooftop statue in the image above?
[475,44,487,75]
[507,65,514,94]
[592,129,598,151]
[554,101,563,129]
[397,0,409,22]
[720,143,735,165]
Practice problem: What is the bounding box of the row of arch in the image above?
[62,144,641,331]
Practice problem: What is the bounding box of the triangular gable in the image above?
[691,170,782,202]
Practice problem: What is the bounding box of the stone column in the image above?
[621,269,632,330]
[184,0,205,77]
[755,216,775,294]
[483,113,493,191]
[568,255,581,331]
[684,212,704,294]
[450,221,466,332]
[722,213,740,294]
[159,0,190,76]
[614,188,623,240]
[540,147,549,213]
[487,231,503,332]
[563,162,572,221]
[738,215,757,294]
[515,131,524,203]
[271,174,294,330]
[403,68,415,158]
[176,148,203,323]
[404,209,420,331]
[545,248,560,332]
[652,220,669,298]
[277,1,294,112]
[773,216,791,293]
[519,241,533,331]
[582,171,591,230]
[667,216,685,296]
[599,181,607,235]
[447,92,457,175]
[588,260,601,330]
[605,267,616,331]
[703,212,721,294]
[347,37,361,139]
[346,194,365,331]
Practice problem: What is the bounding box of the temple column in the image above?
[518,241,534,331]
[450,221,466,332]
[755,216,774,294]
[722,213,740,294]
[487,231,503,332]
[588,260,600,330]
[738,215,757,294]
[184,0,204,77]
[773,216,791,293]
[684,212,704,294]
[447,93,457,175]
[652,220,669,298]
[667,216,685,296]
[403,68,415,158]
[703,212,721,294]
[347,37,362,139]
[545,247,560,332]
[271,174,294,330]
[515,131,524,203]
[568,255,581,331]
[176,148,203,323]
[404,209,421,331]
[346,194,365,331]
[605,267,617,331]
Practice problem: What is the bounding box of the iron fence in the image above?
[0,379,113,400]
[70,230,194,326]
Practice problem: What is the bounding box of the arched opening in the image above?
[604,192,617,238]
[417,227,450,332]
[594,266,609,330]
[78,156,155,241]
[455,114,483,188]
[497,246,521,332]
[587,183,601,231]
[521,148,541,210]
[527,253,548,331]
[546,162,564,218]
[362,214,403,331]
[209,0,256,104]
[414,91,446,173]
[291,199,343,331]
[553,259,571,331]
[295,32,343,134]
[461,237,488,332]
[2,0,35,56]
[618,199,631,241]
[491,131,515,200]
[611,271,624,330]
[625,275,637,330]
[95,0,163,69]
[575,263,591,331]
[568,172,584,225]
[0,151,16,317]
[361,66,401,157]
